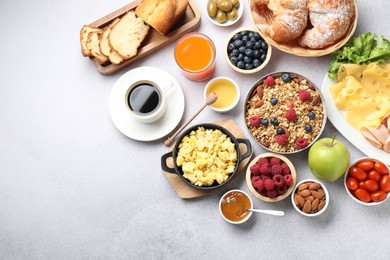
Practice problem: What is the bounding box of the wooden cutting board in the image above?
[162,120,253,199]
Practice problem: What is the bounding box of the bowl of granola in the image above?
[244,72,327,154]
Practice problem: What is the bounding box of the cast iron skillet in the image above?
[161,123,252,190]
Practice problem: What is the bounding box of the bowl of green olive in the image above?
[206,0,243,27]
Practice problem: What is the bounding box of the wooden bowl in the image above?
[248,0,358,57]
[224,27,272,74]
[246,153,297,202]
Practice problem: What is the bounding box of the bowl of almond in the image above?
[291,179,329,217]
[244,72,327,154]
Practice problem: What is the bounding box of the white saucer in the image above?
[108,66,185,141]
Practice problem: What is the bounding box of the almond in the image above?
[312,95,321,106]
[302,200,312,213]
[260,141,270,148]
[311,198,319,211]
[298,189,311,197]
[298,183,310,191]
[295,194,305,207]
[285,99,293,108]
[255,99,264,108]
[318,200,326,211]
[309,182,321,190]
[306,195,315,203]
[317,188,325,198]
[256,85,263,98]
[311,190,323,199]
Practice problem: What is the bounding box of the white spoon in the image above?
[246,208,285,216]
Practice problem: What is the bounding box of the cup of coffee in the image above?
[125,80,173,123]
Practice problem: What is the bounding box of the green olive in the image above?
[217,1,233,12]
[207,0,218,18]
[227,7,238,20]
[216,10,227,23]
[231,0,240,8]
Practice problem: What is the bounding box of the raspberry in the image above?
[285,108,297,121]
[250,116,261,127]
[296,137,309,149]
[269,157,281,165]
[264,75,275,87]
[271,164,283,175]
[284,174,293,186]
[260,189,268,197]
[250,164,261,175]
[299,89,311,101]
[253,179,265,191]
[267,188,278,198]
[251,175,261,185]
[257,157,269,166]
[261,175,271,181]
[275,134,288,145]
[277,184,288,195]
[264,178,275,191]
[281,162,290,175]
[272,174,285,187]
[259,163,271,175]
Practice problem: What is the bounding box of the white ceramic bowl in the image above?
[204,76,240,113]
[206,0,243,27]
[291,179,329,217]
[344,157,390,206]
[225,27,272,74]
[219,189,253,224]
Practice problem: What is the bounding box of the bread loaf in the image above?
[135,0,177,35]
[108,11,150,59]
[99,18,123,64]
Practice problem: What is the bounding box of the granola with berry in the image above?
[245,72,326,153]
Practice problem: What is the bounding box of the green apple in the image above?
[308,135,350,182]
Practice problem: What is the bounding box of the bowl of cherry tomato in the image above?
[344,157,390,206]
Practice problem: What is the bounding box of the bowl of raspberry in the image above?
[246,153,296,202]
[244,71,327,154]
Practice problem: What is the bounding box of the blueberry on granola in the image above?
[270,97,278,105]
[261,118,269,126]
[270,117,279,126]
[304,124,313,132]
[308,111,316,119]
[281,73,291,82]
[277,127,285,135]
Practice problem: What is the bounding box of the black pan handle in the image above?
[161,151,176,174]
[237,138,252,161]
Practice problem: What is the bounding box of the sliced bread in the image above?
[80,25,102,56]
[99,18,123,64]
[86,30,108,64]
[108,11,150,59]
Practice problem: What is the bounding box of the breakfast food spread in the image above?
[176,127,237,187]
[245,73,325,153]
[254,0,355,49]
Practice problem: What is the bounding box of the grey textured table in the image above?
[1,0,389,259]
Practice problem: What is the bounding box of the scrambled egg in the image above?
[176,127,237,187]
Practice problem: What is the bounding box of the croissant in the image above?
[255,0,308,43]
[298,0,355,49]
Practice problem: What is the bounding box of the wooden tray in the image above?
[162,120,254,199]
[88,0,201,75]
[248,0,358,57]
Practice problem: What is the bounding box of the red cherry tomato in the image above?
[363,180,379,192]
[374,161,389,175]
[346,177,358,191]
[371,191,388,202]
[359,181,365,188]
[367,170,381,183]
[354,188,371,203]
[380,175,390,192]
[357,160,374,171]
[348,166,367,182]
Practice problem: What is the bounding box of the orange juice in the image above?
[206,78,237,109]
[174,33,216,81]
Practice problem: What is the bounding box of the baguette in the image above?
[108,11,150,59]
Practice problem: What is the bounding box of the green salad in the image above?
[327,32,390,80]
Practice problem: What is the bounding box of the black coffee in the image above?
[128,83,161,114]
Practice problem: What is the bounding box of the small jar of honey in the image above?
[219,189,253,224]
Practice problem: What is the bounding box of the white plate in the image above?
[108,66,185,141]
[206,0,243,27]
[321,74,389,165]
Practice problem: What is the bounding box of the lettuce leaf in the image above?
[327,33,390,80]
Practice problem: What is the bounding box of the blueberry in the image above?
[270,117,279,126]
[237,61,245,69]
[305,124,313,132]
[237,53,244,61]
[233,39,243,48]
[242,35,249,43]
[252,59,261,68]
[253,50,261,59]
[261,118,269,126]
[253,32,261,41]
[232,33,242,41]
[240,31,248,36]
[260,53,267,62]
[228,43,235,51]
[308,111,316,119]
[261,41,268,50]
[270,97,278,105]
[254,41,262,50]
[245,63,254,70]
[245,41,254,49]
[230,56,238,65]
[238,46,246,54]
[248,32,254,38]
[229,49,239,58]
[244,48,254,57]
[277,127,285,135]
[243,56,252,63]
[281,73,291,82]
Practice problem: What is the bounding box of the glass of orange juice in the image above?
[174,33,216,81]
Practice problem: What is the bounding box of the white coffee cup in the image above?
[125,80,173,123]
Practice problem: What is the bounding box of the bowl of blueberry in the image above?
[225,27,272,74]
[244,72,327,154]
